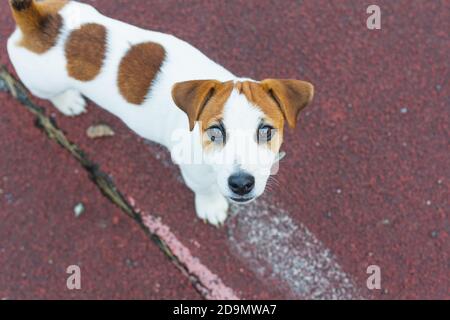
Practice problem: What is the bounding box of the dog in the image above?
[7,0,314,225]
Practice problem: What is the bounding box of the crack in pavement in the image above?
[0,65,238,300]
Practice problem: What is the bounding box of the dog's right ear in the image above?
[172,80,221,131]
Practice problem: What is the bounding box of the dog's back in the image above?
[7,0,233,145]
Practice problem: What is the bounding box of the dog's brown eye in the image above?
[258,125,274,143]
[206,125,225,145]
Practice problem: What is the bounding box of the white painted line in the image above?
[228,200,363,300]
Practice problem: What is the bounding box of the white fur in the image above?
[7,1,279,225]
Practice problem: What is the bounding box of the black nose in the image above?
[228,172,255,196]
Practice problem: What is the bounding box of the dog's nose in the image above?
[228,172,255,196]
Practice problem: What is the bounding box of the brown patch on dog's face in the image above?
[235,81,285,153]
[198,82,234,130]
[172,80,233,130]
[235,81,284,126]
[118,42,166,105]
[65,23,107,82]
[198,82,234,150]
[234,79,314,153]
[261,79,314,129]
[173,79,313,153]
[11,0,68,54]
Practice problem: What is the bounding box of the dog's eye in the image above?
[258,125,274,143]
[206,125,225,144]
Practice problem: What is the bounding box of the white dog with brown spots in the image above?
[7,0,314,226]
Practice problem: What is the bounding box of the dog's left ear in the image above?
[261,79,314,129]
[172,80,221,131]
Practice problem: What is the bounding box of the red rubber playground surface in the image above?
[0,0,449,300]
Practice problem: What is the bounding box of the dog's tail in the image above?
[9,0,67,32]
[9,0,43,33]
[9,0,67,53]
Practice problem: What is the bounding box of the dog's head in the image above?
[172,79,314,204]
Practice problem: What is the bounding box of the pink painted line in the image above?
[128,197,239,300]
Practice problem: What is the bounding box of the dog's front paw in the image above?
[195,193,229,226]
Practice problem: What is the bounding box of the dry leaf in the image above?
[86,124,115,139]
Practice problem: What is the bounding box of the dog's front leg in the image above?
[194,188,229,226]
[179,164,229,226]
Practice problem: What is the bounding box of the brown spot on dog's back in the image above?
[10,0,68,54]
[65,23,107,81]
[118,42,166,105]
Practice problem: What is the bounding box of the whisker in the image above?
[265,176,280,192]
[268,176,281,188]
